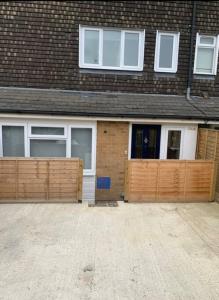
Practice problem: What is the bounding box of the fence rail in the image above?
[124,160,216,202]
[0,158,83,203]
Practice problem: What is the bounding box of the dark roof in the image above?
[0,87,218,121]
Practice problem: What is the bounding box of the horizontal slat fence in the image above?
[0,158,83,203]
[124,160,216,202]
[196,128,219,201]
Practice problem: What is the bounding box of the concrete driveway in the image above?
[0,202,219,300]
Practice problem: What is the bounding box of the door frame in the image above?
[128,123,161,159]
[159,125,185,159]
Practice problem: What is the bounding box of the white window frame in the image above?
[28,124,67,139]
[68,124,96,176]
[79,25,145,71]
[27,124,68,159]
[0,122,28,157]
[154,31,180,73]
[194,33,219,75]
[161,126,184,160]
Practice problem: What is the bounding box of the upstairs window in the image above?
[79,26,145,71]
[194,33,219,75]
[154,31,180,73]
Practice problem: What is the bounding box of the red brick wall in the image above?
[96,121,129,201]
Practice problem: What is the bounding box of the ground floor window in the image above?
[71,128,92,169]
[0,122,96,175]
[2,125,25,156]
[30,140,66,157]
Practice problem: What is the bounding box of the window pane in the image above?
[30,140,66,157]
[71,128,92,169]
[167,130,181,159]
[84,30,99,64]
[200,36,214,45]
[135,128,144,158]
[124,32,139,66]
[159,35,174,68]
[2,126,24,156]
[196,47,214,73]
[31,127,64,135]
[103,30,121,67]
[147,128,158,159]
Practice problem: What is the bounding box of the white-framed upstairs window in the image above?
[194,33,219,75]
[154,31,180,73]
[79,25,145,71]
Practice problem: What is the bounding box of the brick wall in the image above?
[96,121,129,201]
[0,1,219,96]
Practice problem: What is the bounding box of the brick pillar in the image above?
[96,121,129,201]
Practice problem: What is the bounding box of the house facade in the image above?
[0,1,219,202]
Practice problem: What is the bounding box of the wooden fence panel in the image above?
[125,160,215,203]
[0,158,83,203]
[158,161,186,201]
[196,128,219,201]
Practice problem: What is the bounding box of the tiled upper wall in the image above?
[0,1,219,96]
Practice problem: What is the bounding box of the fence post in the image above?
[15,159,18,201]
[124,160,129,202]
[77,159,83,202]
[210,161,217,202]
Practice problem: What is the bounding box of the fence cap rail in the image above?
[127,159,215,163]
[0,157,82,161]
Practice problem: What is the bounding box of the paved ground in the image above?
[0,202,219,300]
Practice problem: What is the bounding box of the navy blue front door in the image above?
[131,124,161,159]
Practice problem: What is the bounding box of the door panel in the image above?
[131,124,161,159]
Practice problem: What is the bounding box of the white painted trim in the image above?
[0,113,205,124]
[160,125,185,159]
[194,33,219,75]
[79,25,145,71]
[154,31,180,73]
[128,123,132,159]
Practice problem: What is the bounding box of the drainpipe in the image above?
[186,1,197,100]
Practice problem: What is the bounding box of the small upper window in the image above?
[29,126,66,138]
[79,26,145,71]
[31,127,65,136]
[194,33,219,75]
[154,31,180,73]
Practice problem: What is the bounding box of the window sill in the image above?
[83,170,96,177]
[79,68,144,76]
[154,72,177,79]
[193,74,216,80]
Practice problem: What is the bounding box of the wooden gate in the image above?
[124,160,216,202]
[0,158,83,203]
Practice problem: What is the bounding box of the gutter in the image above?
[186,1,197,100]
[0,108,210,121]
